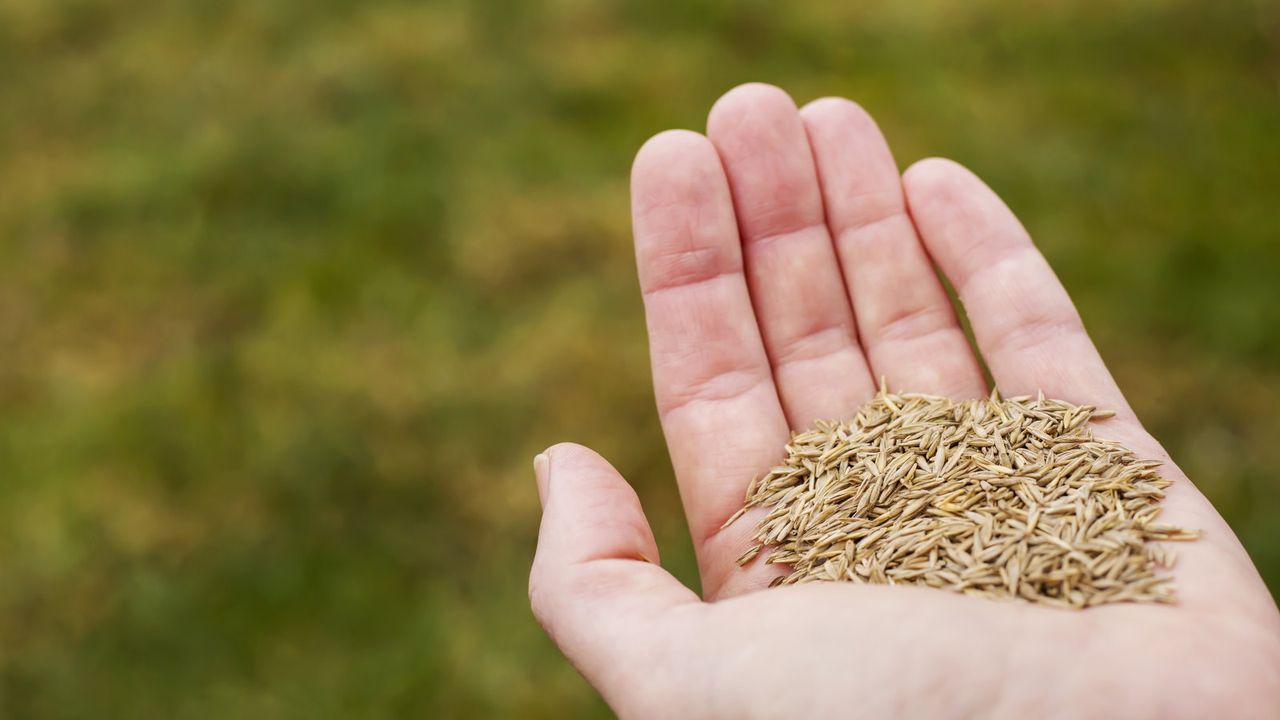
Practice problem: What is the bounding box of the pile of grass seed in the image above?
[727,390,1199,608]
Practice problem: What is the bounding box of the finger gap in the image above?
[936,265,994,394]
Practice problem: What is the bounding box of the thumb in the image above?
[529,443,701,713]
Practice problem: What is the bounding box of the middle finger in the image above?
[707,83,876,428]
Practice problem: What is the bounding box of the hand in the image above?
[528,84,1280,718]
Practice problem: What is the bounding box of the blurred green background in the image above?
[1,0,1278,716]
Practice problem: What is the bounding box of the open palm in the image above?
[529,84,1280,718]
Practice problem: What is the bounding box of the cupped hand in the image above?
[529,84,1280,719]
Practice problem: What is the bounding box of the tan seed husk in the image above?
[730,389,1199,608]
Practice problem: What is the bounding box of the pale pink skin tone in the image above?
[528,84,1280,719]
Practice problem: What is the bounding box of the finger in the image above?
[799,98,986,399]
[529,443,701,714]
[901,160,1277,598]
[707,83,876,427]
[902,158,1135,420]
[632,130,789,597]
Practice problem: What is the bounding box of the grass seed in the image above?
[731,389,1199,608]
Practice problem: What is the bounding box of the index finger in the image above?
[632,130,790,598]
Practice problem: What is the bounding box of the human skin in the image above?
[527,83,1280,719]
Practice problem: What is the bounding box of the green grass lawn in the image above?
[1,0,1278,716]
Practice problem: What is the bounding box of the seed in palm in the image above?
[726,389,1199,608]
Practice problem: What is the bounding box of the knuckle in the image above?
[527,569,559,635]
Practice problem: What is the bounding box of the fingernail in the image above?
[533,452,550,507]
